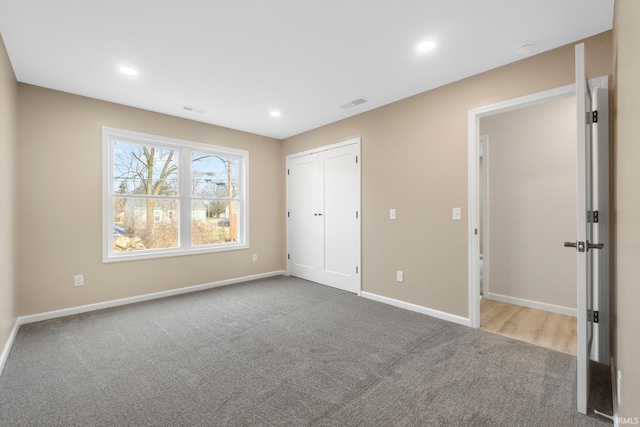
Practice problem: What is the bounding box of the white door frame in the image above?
[467,79,610,364]
[467,83,575,328]
[286,137,362,295]
[479,134,489,296]
[591,77,610,366]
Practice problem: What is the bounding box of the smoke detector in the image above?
[515,43,535,57]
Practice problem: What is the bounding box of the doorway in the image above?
[470,46,610,414]
[467,78,610,363]
[478,95,578,354]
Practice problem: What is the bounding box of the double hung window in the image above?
[103,127,248,262]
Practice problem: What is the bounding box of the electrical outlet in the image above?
[396,271,404,282]
[252,253,258,262]
[74,275,84,287]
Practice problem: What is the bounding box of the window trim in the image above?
[102,127,249,263]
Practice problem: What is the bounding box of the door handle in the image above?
[587,242,604,250]
[564,241,604,251]
[564,241,586,252]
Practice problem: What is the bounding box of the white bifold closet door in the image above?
[287,140,360,294]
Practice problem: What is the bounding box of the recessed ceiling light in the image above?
[119,66,138,76]
[416,40,436,52]
[269,111,281,117]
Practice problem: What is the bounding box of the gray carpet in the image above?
[0,276,611,426]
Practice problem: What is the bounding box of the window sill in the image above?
[103,242,249,263]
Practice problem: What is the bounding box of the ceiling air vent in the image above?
[339,97,369,109]
[182,105,206,114]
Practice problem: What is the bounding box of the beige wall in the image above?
[16,85,285,316]
[283,32,612,318]
[2,12,636,416]
[613,0,640,418]
[481,97,577,309]
[0,35,17,351]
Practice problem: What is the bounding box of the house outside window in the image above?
[103,127,249,262]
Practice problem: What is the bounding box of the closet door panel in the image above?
[320,145,358,290]
[288,154,322,280]
[286,139,361,294]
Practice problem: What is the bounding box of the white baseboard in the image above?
[18,270,287,325]
[2,271,287,377]
[484,291,577,317]
[361,291,470,327]
[0,319,20,376]
[6,272,470,377]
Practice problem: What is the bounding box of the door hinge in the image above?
[588,310,599,323]
[287,254,290,260]
[356,155,358,163]
[587,210,599,223]
[592,110,598,123]
[287,169,290,175]
[356,266,359,274]
[356,211,359,219]
[287,211,290,218]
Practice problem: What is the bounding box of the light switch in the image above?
[390,209,396,220]
[453,208,462,221]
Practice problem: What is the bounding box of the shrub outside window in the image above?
[103,127,249,262]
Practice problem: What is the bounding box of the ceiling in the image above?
[0,1,613,140]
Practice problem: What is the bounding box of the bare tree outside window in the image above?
[112,142,240,252]
[112,142,180,251]
[104,128,248,261]
[191,154,239,246]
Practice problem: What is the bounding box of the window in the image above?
[103,127,249,262]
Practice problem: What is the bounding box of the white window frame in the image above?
[102,127,249,262]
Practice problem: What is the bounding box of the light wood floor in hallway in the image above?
[480,298,577,355]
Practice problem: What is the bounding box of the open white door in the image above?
[570,42,607,415]
[575,41,593,416]
[467,45,610,416]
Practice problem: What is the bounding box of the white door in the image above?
[288,153,323,283]
[319,145,360,292]
[572,42,608,415]
[287,140,361,293]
